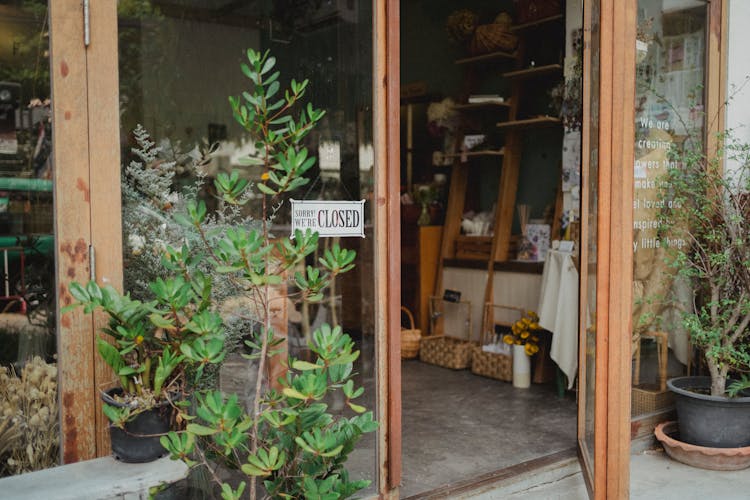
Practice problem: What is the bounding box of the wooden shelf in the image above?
[510,14,564,33]
[496,116,562,130]
[444,258,545,274]
[503,64,563,80]
[455,101,511,110]
[455,50,517,65]
[443,149,505,159]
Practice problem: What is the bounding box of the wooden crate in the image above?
[455,235,492,260]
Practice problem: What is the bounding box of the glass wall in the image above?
[0,0,59,477]
[117,0,376,495]
[631,0,707,416]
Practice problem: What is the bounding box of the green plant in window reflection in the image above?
[89,47,374,499]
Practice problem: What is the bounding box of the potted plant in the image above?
[65,275,226,462]
[661,124,750,449]
[152,48,376,500]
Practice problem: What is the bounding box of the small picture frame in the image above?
[443,289,462,303]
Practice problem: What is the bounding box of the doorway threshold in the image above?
[403,448,579,499]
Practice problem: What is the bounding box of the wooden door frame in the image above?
[576,0,636,498]
[577,1,729,498]
[377,0,402,495]
[52,0,123,463]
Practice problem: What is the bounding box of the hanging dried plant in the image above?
[446,9,478,44]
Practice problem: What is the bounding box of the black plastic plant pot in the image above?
[668,376,750,448]
[102,388,171,463]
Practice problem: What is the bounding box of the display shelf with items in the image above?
[434,4,564,352]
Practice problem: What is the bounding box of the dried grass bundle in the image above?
[0,357,58,477]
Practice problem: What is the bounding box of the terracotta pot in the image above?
[655,421,750,471]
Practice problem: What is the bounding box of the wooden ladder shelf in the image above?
[433,15,564,333]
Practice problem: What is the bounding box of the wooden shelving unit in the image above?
[503,64,563,80]
[509,14,563,33]
[496,116,562,130]
[434,11,565,320]
[455,50,516,65]
[454,101,511,110]
[443,149,505,159]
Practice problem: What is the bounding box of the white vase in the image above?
[512,344,531,389]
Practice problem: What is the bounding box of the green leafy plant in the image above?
[68,47,375,498]
[64,273,227,425]
[163,325,376,499]
[660,124,750,396]
[64,46,374,498]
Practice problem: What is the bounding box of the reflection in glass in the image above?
[631,0,706,416]
[117,1,376,495]
[0,0,59,477]
[582,0,600,470]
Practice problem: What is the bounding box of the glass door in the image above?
[578,0,601,494]
[114,0,381,495]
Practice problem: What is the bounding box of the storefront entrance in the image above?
[1,1,734,498]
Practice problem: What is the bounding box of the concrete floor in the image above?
[400,360,577,498]
[466,448,750,499]
[220,345,579,499]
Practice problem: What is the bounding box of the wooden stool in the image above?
[633,330,669,391]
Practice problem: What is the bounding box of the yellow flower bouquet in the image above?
[503,311,542,356]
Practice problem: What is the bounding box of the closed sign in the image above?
[290,199,366,238]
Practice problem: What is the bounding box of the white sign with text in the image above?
[290,199,366,238]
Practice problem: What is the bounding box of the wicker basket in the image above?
[471,345,512,381]
[419,335,476,369]
[470,303,524,381]
[632,384,675,416]
[401,306,421,360]
[421,297,475,369]
[470,24,518,55]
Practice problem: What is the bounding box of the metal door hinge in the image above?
[89,244,96,281]
[83,0,90,47]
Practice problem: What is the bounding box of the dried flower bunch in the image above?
[0,357,58,476]
[446,9,478,44]
[503,311,542,356]
[121,125,259,378]
[426,97,459,134]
